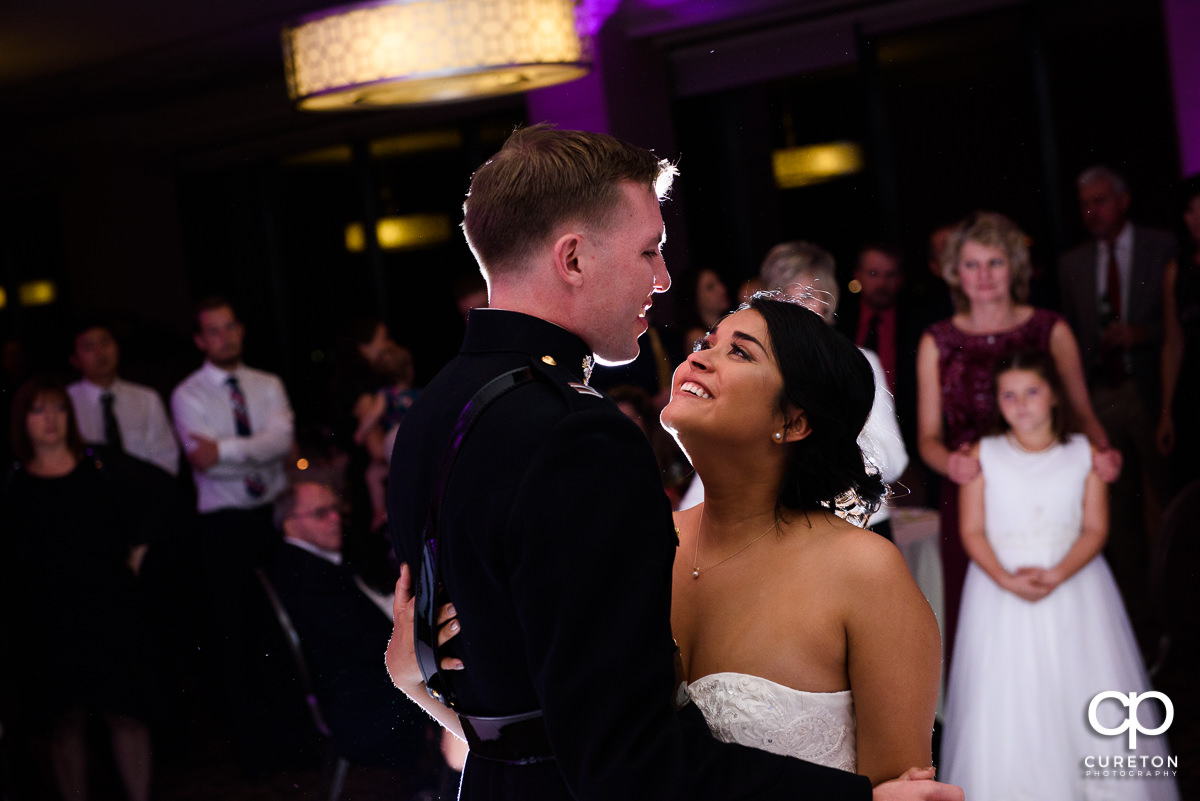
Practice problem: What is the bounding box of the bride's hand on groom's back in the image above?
[873,767,964,800]
[385,563,464,694]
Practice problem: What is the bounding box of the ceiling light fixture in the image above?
[283,0,590,110]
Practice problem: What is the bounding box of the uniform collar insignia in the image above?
[582,355,594,386]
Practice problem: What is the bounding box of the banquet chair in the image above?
[255,569,350,801]
[1147,479,1200,678]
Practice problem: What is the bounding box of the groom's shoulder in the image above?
[423,349,627,451]
[496,352,620,421]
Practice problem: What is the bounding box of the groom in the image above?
[387,125,960,801]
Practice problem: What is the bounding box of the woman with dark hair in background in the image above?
[1157,174,1200,494]
[679,267,732,351]
[0,376,160,801]
[330,317,402,587]
[608,383,692,508]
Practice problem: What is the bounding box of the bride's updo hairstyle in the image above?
[748,294,885,517]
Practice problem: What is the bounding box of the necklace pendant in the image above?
[692,568,700,579]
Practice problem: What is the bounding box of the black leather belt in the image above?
[459,709,554,765]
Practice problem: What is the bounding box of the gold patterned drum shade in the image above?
[282,0,590,109]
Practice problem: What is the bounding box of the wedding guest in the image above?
[942,351,1177,801]
[331,317,403,590]
[680,268,732,350]
[266,480,427,767]
[836,244,933,455]
[1157,174,1200,494]
[1,377,161,801]
[170,296,295,767]
[1058,165,1175,639]
[453,273,489,323]
[917,211,1115,673]
[609,383,692,509]
[67,320,180,475]
[914,225,955,325]
[354,342,418,531]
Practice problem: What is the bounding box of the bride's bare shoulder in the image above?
[793,512,911,582]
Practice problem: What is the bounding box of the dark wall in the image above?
[672,1,1180,306]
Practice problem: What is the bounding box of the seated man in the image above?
[267,479,428,767]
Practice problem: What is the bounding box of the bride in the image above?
[387,294,942,787]
[663,294,940,784]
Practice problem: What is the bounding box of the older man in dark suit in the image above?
[1057,164,1176,643]
[267,480,427,767]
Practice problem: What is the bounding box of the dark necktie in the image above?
[1105,241,1122,320]
[227,376,265,498]
[1100,241,1130,383]
[862,311,880,354]
[101,391,124,451]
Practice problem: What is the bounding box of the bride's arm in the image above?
[385,563,467,740]
[842,535,942,786]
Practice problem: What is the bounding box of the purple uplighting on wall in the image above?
[524,0,620,132]
[576,0,621,37]
[1164,0,1200,175]
[526,66,612,134]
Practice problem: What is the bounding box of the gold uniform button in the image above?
[541,355,557,366]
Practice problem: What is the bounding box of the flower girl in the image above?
[941,349,1178,801]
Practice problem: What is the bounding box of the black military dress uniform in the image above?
[389,309,870,801]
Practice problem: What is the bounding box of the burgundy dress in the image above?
[926,307,1061,671]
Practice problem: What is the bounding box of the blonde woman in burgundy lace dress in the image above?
[916,212,1118,674]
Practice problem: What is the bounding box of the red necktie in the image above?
[1105,242,1122,320]
[862,311,880,354]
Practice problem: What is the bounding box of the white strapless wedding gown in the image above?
[686,672,857,772]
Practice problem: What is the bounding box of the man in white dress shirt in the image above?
[67,321,179,475]
[172,298,294,515]
[171,295,295,768]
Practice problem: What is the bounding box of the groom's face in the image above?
[581,182,670,366]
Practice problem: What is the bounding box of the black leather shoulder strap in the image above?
[414,366,534,707]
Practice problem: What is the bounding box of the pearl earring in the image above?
[773,432,783,442]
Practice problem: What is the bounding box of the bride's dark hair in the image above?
[748,295,885,517]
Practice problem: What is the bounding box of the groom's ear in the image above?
[784,409,812,443]
[551,230,586,288]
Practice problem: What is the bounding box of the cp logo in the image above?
[1088,691,1174,749]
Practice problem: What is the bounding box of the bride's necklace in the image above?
[1006,432,1056,454]
[692,507,777,580]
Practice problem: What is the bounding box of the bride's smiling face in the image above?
[660,308,786,448]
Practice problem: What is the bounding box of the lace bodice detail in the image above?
[979,433,1092,568]
[686,672,856,772]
